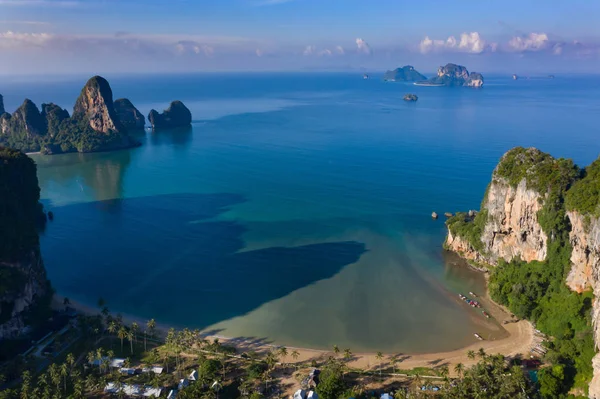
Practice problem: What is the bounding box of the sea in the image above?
[3,72,600,353]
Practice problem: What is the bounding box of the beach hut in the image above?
[381,394,394,399]
[119,367,137,375]
[178,379,189,390]
[167,390,177,399]
[307,391,319,399]
[189,370,198,381]
[294,389,307,399]
[110,358,126,368]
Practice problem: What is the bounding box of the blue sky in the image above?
[1,0,599,74]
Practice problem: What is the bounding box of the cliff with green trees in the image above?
[0,76,140,154]
[445,147,600,398]
[383,65,427,82]
[0,147,51,338]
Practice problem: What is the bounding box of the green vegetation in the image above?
[566,157,600,218]
[486,148,594,396]
[383,65,427,82]
[445,210,489,253]
[442,351,533,398]
[0,147,45,260]
[495,147,579,194]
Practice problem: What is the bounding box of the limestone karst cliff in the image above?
[0,76,140,154]
[445,147,600,396]
[72,75,123,134]
[422,63,485,87]
[0,147,50,338]
[0,94,5,115]
[114,98,146,131]
[148,100,192,130]
[383,65,427,82]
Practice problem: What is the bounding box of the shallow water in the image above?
[12,72,599,352]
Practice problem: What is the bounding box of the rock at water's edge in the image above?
[114,98,145,131]
[148,101,192,130]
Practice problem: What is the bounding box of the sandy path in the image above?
[53,291,534,377]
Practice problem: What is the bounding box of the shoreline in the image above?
[52,278,534,375]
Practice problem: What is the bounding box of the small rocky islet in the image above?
[0,76,192,155]
[384,63,484,87]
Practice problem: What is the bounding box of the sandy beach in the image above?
[53,288,534,376]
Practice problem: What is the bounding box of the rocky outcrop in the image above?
[41,103,70,138]
[403,94,418,102]
[465,72,484,87]
[148,101,192,130]
[6,99,46,139]
[73,76,123,134]
[445,150,550,265]
[0,147,49,338]
[0,94,5,115]
[422,63,485,87]
[479,178,547,264]
[114,98,145,131]
[0,76,140,154]
[383,66,427,82]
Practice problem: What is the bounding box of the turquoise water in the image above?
[7,72,599,353]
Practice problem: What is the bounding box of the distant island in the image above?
[383,65,427,82]
[416,63,484,87]
[0,76,192,155]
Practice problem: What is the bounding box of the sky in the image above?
[1,0,600,75]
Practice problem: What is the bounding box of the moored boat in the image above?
[474,333,483,340]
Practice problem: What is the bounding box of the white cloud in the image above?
[303,45,315,55]
[0,31,52,48]
[319,49,332,56]
[255,48,263,57]
[419,32,490,54]
[508,33,549,52]
[355,38,371,55]
[335,45,344,55]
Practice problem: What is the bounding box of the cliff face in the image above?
[7,99,47,139]
[383,65,427,82]
[0,94,5,115]
[148,100,192,130]
[445,150,550,265]
[0,147,49,338]
[424,63,485,87]
[73,76,123,134]
[114,98,145,131]
[480,178,548,264]
[446,147,600,396]
[41,103,70,138]
[465,72,484,87]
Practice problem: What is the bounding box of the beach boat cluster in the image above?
[458,293,491,319]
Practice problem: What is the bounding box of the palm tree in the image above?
[127,330,134,355]
[454,363,465,379]
[20,370,31,399]
[131,322,139,344]
[60,362,69,393]
[49,364,61,393]
[477,347,486,359]
[212,379,223,399]
[333,345,340,357]
[108,320,118,349]
[343,349,352,363]
[375,352,384,379]
[118,326,127,353]
[147,319,156,345]
[278,347,288,364]
[97,297,105,309]
[467,350,476,360]
[291,350,300,370]
[63,297,71,309]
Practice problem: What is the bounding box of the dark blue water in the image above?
[7,72,599,352]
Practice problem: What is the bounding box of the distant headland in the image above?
[0,76,192,155]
